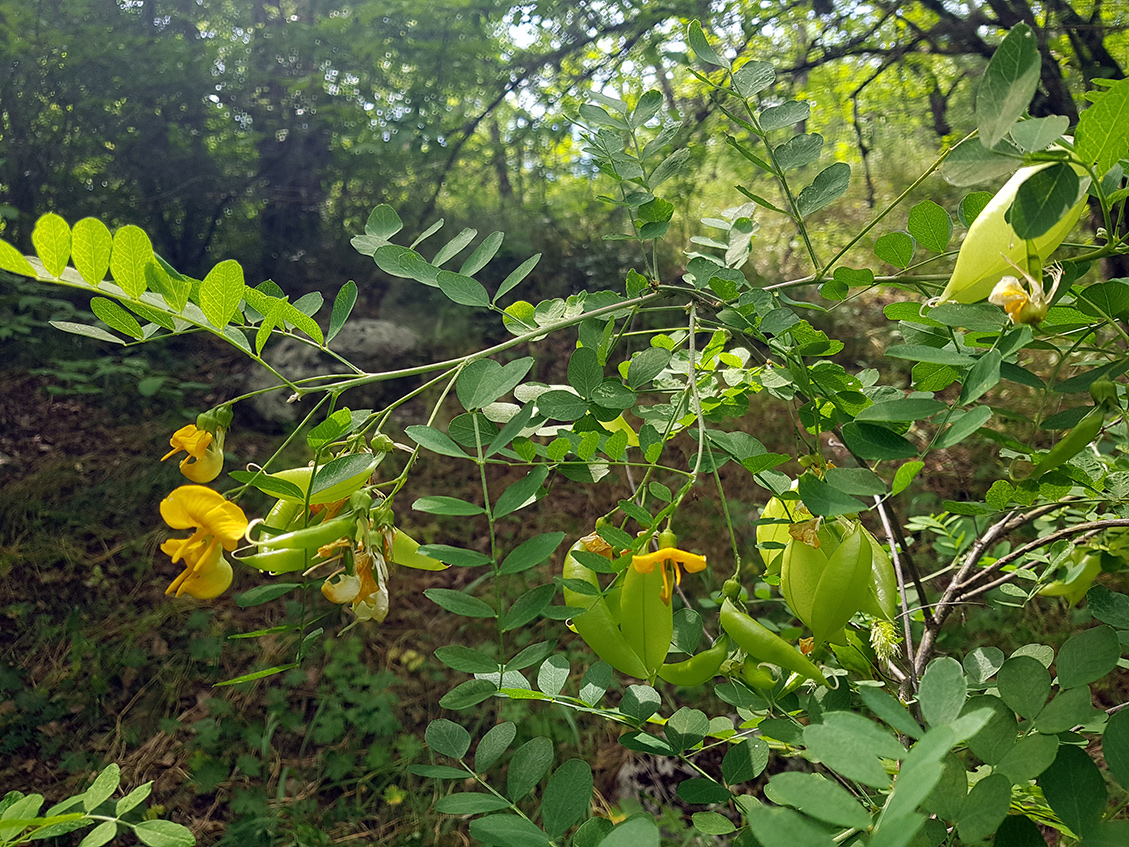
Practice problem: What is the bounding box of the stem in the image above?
[874,496,919,699]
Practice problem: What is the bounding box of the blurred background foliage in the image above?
[1,0,1128,844]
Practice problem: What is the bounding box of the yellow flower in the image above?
[160,486,248,599]
[321,572,361,604]
[988,263,1062,325]
[350,548,390,622]
[162,424,224,483]
[631,547,708,604]
[161,537,233,599]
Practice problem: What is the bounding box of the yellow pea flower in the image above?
[988,263,1063,325]
[631,547,708,604]
[350,548,390,622]
[161,537,233,599]
[160,486,248,591]
[162,424,225,483]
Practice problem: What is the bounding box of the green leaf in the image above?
[500,584,556,632]
[977,23,1041,148]
[406,424,469,458]
[1076,280,1129,321]
[374,244,438,285]
[795,473,867,518]
[434,793,510,814]
[133,820,196,847]
[964,646,1006,683]
[733,60,775,97]
[959,349,1002,406]
[796,162,850,217]
[907,200,952,252]
[496,253,541,302]
[426,719,472,759]
[494,466,550,520]
[595,816,658,847]
[874,232,915,268]
[500,532,565,575]
[993,815,1045,847]
[469,814,551,847]
[1008,163,1082,240]
[145,259,189,312]
[958,191,994,227]
[841,422,918,461]
[312,454,375,496]
[856,398,946,422]
[1056,625,1120,688]
[433,228,477,267]
[434,645,499,674]
[49,320,126,345]
[765,772,871,829]
[109,225,154,297]
[687,20,727,68]
[1010,115,1069,152]
[1038,745,1106,837]
[83,764,121,812]
[536,656,569,697]
[955,773,1011,843]
[579,661,612,706]
[475,722,517,772]
[665,707,709,754]
[424,588,496,618]
[649,148,691,188]
[619,684,661,723]
[536,390,590,422]
[417,544,491,567]
[1088,585,1129,629]
[78,819,117,847]
[115,781,153,816]
[435,269,489,308]
[858,688,923,739]
[803,712,903,788]
[1104,709,1129,790]
[745,804,837,847]
[1034,686,1094,735]
[891,460,925,495]
[936,406,992,449]
[413,496,484,516]
[0,237,36,277]
[439,679,498,710]
[235,583,301,608]
[541,760,593,838]
[994,730,1058,783]
[997,655,1049,718]
[918,657,967,727]
[227,471,304,501]
[943,136,1025,186]
[568,347,603,400]
[365,204,403,239]
[508,737,554,801]
[676,777,730,805]
[327,281,357,343]
[32,213,71,278]
[760,100,810,132]
[1076,77,1129,178]
[690,812,735,835]
[198,259,244,327]
[90,297,144,340]
[773,133,823,171]
[458,357,534,410]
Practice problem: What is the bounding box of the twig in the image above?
[874,496,919,699]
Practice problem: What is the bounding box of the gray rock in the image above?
[243,318,419,424]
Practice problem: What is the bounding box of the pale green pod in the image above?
[939,162,1087,305]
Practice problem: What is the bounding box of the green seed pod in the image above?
[780,519,873,646]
